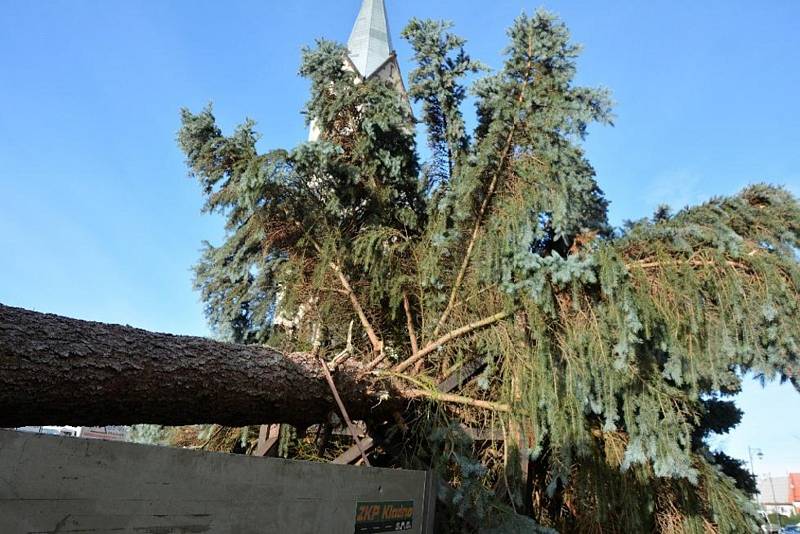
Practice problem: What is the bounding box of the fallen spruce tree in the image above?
[0,303,402,429]
[4,10,800,534]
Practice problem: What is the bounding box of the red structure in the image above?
[790,473,800,511]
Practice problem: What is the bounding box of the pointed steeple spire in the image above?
[347,0,394,79]
[309,0,404,141]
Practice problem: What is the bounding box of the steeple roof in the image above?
[347,0,394,79]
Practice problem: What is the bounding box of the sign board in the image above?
[355,501,415,532]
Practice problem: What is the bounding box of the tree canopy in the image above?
[177,10,800,533]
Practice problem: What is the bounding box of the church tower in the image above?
[346,0,405,90]
[309,0,406,141]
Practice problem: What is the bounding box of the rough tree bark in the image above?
[0,304,402,429]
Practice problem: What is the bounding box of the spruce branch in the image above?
[403,291,420,356]
[406,389,511,412]
[629,258,749,271]
[293,218,384,356]
[364,351,388,372]
[433,37,535,338]
[328,260,384,356]
[394,310,512,373]
[403,291,423,373]
[328,320,355,371]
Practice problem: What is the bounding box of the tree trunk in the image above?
[0,304,401,429]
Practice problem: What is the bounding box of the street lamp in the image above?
[749,448,766,528]
[749,448,785,531]
[749,446,763,477]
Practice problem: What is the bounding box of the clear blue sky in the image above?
[1,1,798,475]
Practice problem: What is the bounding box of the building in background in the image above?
[757,474,800,516]
[15,426,80,437]
[78,426,127,441]
[15,426,127,442]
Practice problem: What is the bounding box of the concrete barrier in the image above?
[0,430,434,533]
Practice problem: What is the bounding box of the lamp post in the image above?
[749,447,763,477]
[750,448,786,531]
[749,447,768,529]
